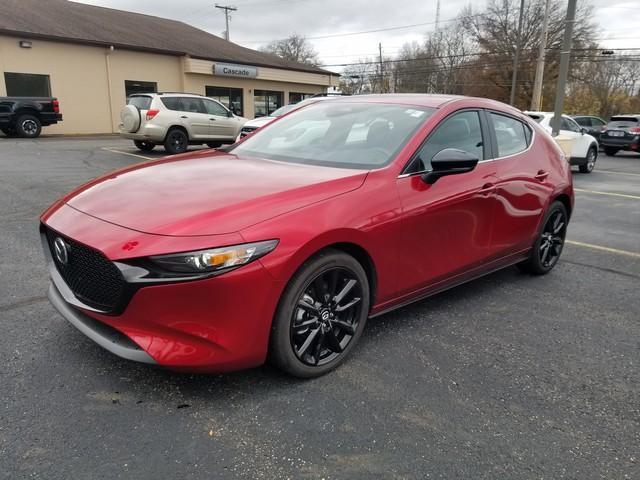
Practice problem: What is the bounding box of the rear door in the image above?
[203,99,237,139]
[178,97,210,139]
[395,109,498,295]
[489,111,553,258]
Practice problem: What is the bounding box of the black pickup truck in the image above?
[0,97,63,138]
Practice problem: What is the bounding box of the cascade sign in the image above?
[213,63,258,78]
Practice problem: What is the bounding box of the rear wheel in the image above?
[604,147,619,156]
[578,147,597,173]
[269,249,370,378]
[16,114,42,138]
[134,140,155,152]
[517,201,568,275]
[163,128,188,154]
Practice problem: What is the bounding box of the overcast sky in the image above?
[75,0,639,72]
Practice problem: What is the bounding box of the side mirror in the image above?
[580,127,587,135]
[228,109,235,118]
[421,148,479,185]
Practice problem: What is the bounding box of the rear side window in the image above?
[128,96,152,110]
[179,97,206,114]
[490,113,530,157]
[161,97,181,110]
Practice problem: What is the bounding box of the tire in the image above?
[578,147,597,173]
[206,142,222,148]
[517,201,568,275]
[163,128,189,154]
[16,114,42,138]
[134,140,155,152]
[269,249,371,378]
[120,105,141,133]
[604,147,619,157]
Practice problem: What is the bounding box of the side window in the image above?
[574,117,589,127]
[561,117,581,133]
[413,111,484,172]
[204,99,229,117]
[179,97,206,114]
[592,117,605,127]
[160,97,181,111]
[490,113,530,157]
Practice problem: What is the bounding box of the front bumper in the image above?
[42,205,284,372]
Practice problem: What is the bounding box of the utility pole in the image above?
[215,4,237,41]
[509,0,525,106]
[551,0,577,136]
[378,43,384,93]
[531,0,551,111]
[435,0,441,33]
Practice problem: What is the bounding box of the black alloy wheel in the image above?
[270,250,370,378]
[164,128,188,154]
[134,140,155,152]
[518,201,568,275]
[579,147,597,173]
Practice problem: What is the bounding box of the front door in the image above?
[203,98,237,139]
[395,110,498,295]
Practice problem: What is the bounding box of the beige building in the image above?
[0,0,338,135]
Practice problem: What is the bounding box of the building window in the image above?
[254,90,283,117]
[289,92,314,104]
[206,86,243,116]
[4,72,51,97]
[124,80,157,98]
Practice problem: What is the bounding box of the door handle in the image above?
[180,115,188,119]
[479,183,496,195]
[534,170,549,181]
[209,118,217,121]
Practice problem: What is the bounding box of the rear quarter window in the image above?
[128,96,152,110]
[161,97,181,111]
[490,112,531,157]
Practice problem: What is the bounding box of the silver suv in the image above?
[119,93,247,154]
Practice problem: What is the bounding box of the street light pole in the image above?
[509,0,525,106]
[531,0,551,111]
[551,0,578,136]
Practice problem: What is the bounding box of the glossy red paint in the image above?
[42,94,573,372]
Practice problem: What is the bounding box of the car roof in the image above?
[329,94,518,111]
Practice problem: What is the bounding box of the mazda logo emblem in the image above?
[53,237,69,266]
[321,311,330,321]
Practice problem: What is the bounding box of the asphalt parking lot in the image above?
[1,136,639,479]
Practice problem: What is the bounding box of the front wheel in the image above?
[163,128,188,154]
[604,147,619,157]
[134,140,155,152]
[579,147,597,173]
[269,249,370,378]
[517,201,568,275]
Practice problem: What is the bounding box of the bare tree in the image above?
[261,33,321,66]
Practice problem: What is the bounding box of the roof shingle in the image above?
[0,0,335,75]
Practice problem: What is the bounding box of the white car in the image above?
[525,111,598,173]
[120,93,247,154]
[236,96,341,141]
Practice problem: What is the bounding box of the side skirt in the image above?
[369,249,530,319]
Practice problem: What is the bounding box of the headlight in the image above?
[149,240,278,274]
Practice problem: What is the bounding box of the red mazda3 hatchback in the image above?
[41,95,573,377]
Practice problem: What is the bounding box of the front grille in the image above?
[45,227,126,312]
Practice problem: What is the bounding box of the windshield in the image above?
[232,102,434,169]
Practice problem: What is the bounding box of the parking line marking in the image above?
[574,188,640,200]
[566,240,640,258]
[597,169,640,177]
[101,147,158,161]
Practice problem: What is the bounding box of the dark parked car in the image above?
[601,115,640,156]
[0,97,62,138]
[572,115,606,142]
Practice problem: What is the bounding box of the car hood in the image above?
[243,116,276,129]
[65,151,367,236]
